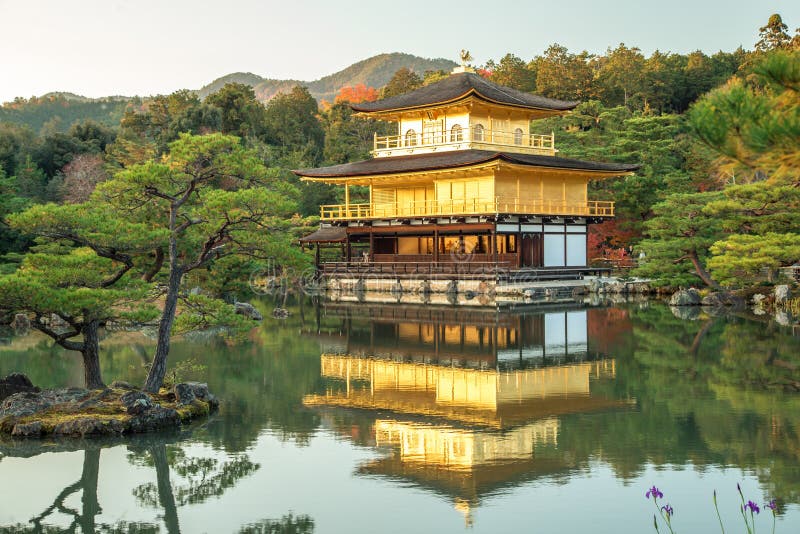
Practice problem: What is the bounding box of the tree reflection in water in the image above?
[0,437,313,533]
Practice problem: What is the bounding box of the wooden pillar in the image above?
[315,244,320,269]
[345,184,350,214]
[517,232,523,269]
[491,230,498,267]
[433,227,439,263]
[369,229,374,260]
[345,233,351,262]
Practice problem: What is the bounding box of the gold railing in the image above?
[319,198,615,221]
[374,126,555,155]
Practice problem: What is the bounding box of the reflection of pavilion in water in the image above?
[304,304,630,526]
[315,303,601,369]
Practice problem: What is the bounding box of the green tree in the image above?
[68,120,117,153]
[485,54,536,91]
[595,44,646,108]
[14,155,47,200]
[633,192,726,288]
[0,246,157,388]
[708,232,800,286]
[755,14,792,52]
[263,86,324,167]
[379,67,422,99]
[205,83,267,139]
[0,169,31,258]
[115,90,220,160]
[532,44,595,101]
[95,133,304,392]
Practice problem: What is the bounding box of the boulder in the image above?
[0,388,88,418]
[775,285,792,305]
[669,288,702,306]
[127,406,181,433]
[0,373,39,402]
[701,291,745,309]
[110,380,136,390]
[173,382,217,408]
[234,302,263,321]
[52,417,126,437]
[588,278,602,294]
[10,314,30,332]
[752,293,767,306]
[120,391,154,415]
[173,383,196,405]
[11,421,43,437]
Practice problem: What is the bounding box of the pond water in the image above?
[0,300,799,533]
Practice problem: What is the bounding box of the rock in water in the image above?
[173,382,216,407]
[272,308,289,319]
[775,285,791,305]
[11,421,43,437]
[669,288,702,306]
[234,302,263,321]
[0,373,39,402]
[701,291,744,308]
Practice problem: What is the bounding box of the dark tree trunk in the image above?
[144,203,182,394]
[152,444,180,534]
[81,320,105,390]
[144,265,183,393]
[78,448,101,534]
[684,249,720,289]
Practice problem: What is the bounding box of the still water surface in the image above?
[0,300,798,533]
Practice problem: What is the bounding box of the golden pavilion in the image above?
[296,61,638,279]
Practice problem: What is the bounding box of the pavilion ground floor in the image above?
[301,216,609,282]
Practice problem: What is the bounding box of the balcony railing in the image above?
[373,126,555,156]
[319,198,614,221]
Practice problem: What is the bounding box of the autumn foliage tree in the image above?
[334,84,378,104]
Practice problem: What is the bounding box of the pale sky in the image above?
[1,0,799,103]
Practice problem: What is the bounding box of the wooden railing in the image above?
[322,260,513,276]
[319,198,615,221]
[374,126,555,155]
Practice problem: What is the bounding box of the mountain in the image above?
[1,53,457,132]
[198,53,458,102]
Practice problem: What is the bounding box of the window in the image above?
[423,120,443,144]
[473,124,484,141]
[450,124,463,142]
[514,127,524,145]
[497,234,517,254]
[405,129,417,146]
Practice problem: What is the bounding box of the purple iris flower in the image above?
[661,504,674,517]
[646,486,664,500]
[745,501,760,514]
[765,500,777,511]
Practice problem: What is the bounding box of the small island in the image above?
[1,374,217,438]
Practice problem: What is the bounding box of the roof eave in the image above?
[351,89,577,115]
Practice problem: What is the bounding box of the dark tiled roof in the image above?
[294,150,639,178]
[299,226,347,243]
[351,72,578,113]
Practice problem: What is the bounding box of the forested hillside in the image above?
[0,93,131,133]
[1,14,798,290]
